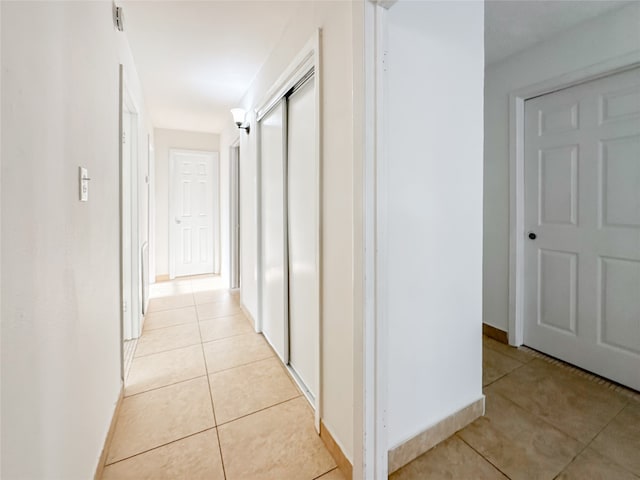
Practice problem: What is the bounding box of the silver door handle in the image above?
[175,218,182,224]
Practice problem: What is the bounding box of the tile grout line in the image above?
[133,339,203,359]
[311,466,339,480]
[140,305,246,338]
[195,288,228,480]
[455,434,513,479]
[124,374,208,399]
[215,394,304,428]
[104,427,217,468]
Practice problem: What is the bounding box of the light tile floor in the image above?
[101,275,342,480]
[391,336,640,480]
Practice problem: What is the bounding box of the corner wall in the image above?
[384,0,485,451]
[219,0,356,461]
[1,2,152,478]
[153,128,220,278]
[483,2,640,333]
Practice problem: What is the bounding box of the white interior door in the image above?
[260,101,288,360]
[287,77,319,399]
[170,150,218,278]
[523,67,640,390]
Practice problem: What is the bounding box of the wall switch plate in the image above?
[79,167,90,202]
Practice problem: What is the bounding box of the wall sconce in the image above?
[230,108,250,134]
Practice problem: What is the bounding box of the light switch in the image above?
[79,167,90,202]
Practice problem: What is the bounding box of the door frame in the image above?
[230,140,241,290]
[119,65,142,379]
[357,2,392,478]
[255,30,322,430]
[507,52,640,346]
[168,148,219,280]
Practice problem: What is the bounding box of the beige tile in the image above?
[590,401,640,475]
[488,359,628,443]
[102,429,224,480]
[390,435,508,480]
[556,447,638,480]
[191,276,227,292]
[143,306,197,331]
[148,293,194,313]
[126,345,206,396]
[458,392,583,480]
[483,346,523,386]
[483,336,535,364]
[218,397,335,480]
[199,313,254,342]
[315,468,346,479]
[194,289,233,305]
[202,333,274,373]
[107,377,215,464]
[197,301,241,320]
[149,281,193,298]
[135,323,201,357]
[210,357,300,424]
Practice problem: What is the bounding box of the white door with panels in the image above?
[170,150,218,278]
[287,76,319,399]
[523,67,640,390]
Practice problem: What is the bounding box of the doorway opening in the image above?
[119,65,143,380]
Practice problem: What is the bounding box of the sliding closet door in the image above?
[260,101,287,360]
[287,77,318,398]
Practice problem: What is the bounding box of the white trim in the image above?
[374,5,389,478]
[168,148,219,280]
[358,4,389,478]
[229,139,241,290]
[255,31,322,432]
[508,52,640,346]
[256,35,317,121]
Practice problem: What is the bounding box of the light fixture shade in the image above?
[230,108,246,126]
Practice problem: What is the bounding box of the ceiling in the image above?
[124,1,633,133]
[123,1,299,133]
[485,0,633,66]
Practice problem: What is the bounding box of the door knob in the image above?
[528,232,537,240]
[175,218,182,224]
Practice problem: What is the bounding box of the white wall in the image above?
[0,1,153,478]
[220,0,356,460]
[153,128,220,278]
[484,2,640,332]
[385,0,485,449]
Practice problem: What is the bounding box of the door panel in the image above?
[287,77,318,399]
[260,101,287,360]
[171,150,216,277]
[524,67,640,390]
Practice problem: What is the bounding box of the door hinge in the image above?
[122,300,128,313]
[122,131,126,144]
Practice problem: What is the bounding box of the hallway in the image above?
[391,337,640,479]
[100,276,343,480]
